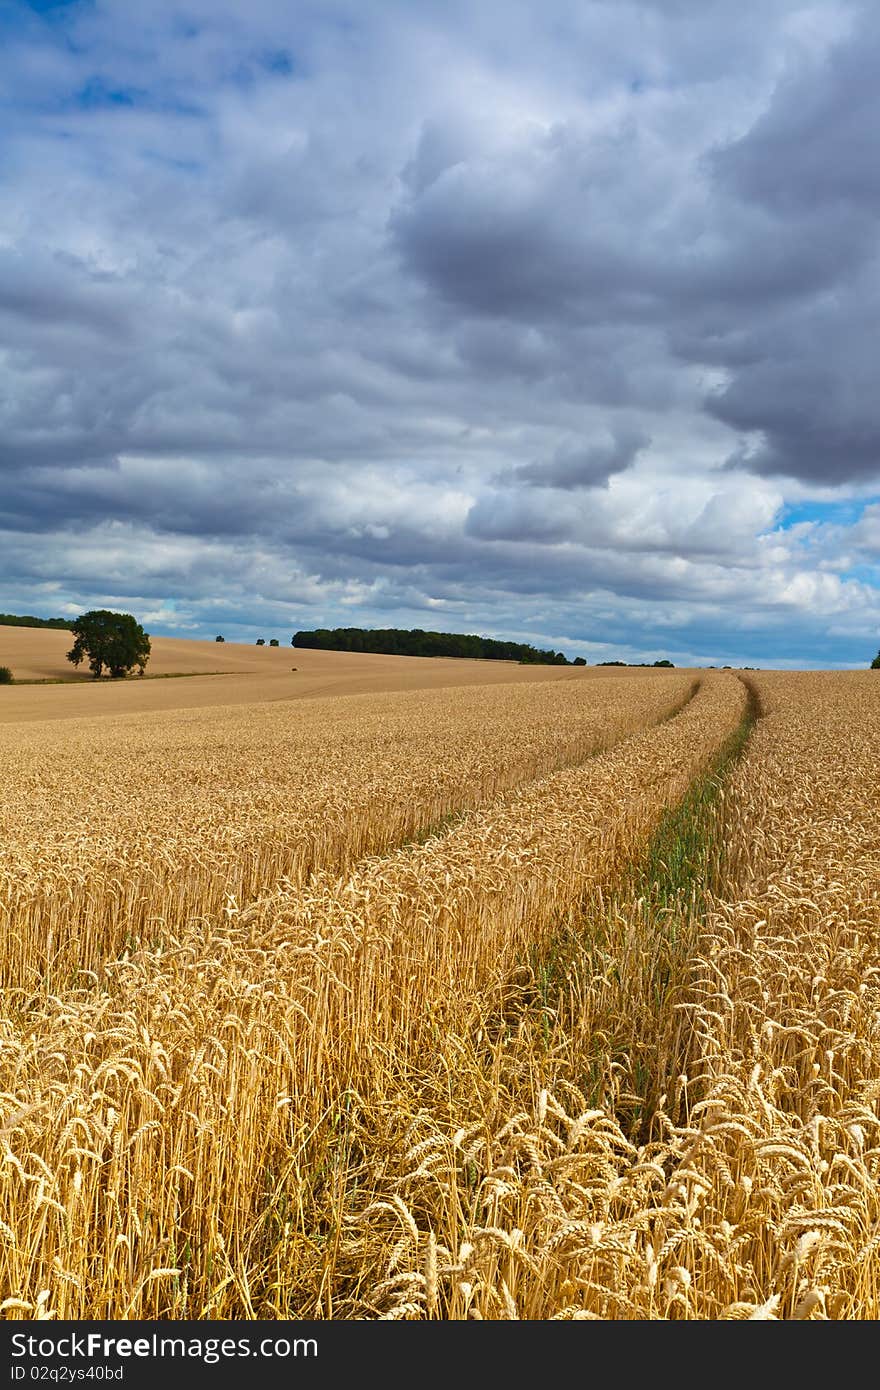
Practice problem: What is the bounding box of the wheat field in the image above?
[0,670,690,995]
[1,656,878,1320]
[0,628,598,724]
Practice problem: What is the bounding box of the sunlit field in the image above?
[1,650,878,1319]
[0,627,599,724]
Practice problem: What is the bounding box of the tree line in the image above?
[0,613,71,629]
[597,659,676,668]
[292,627,571,664]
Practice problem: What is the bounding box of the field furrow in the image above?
[343,671,880,1320]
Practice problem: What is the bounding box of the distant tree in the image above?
[215,635,225,642]
[269,638,280,646]
[256,638,265,646]
[572,656,587,666]
[872,650,880,669]
[0,666,13,684]
[653,659,675,668]
[66,610,151,679]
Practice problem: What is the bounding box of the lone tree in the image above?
[67,610,151,679]
[872,650,880,669]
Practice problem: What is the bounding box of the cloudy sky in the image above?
[3,0,880,667]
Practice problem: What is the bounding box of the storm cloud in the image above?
[1,0,879,666]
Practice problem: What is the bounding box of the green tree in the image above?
[872,650,880,669]
[0,666,13,684]
[269,638,280,646]
[215,635,225,643]
[66,610,151,679]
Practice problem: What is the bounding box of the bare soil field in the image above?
[0,625,620,724]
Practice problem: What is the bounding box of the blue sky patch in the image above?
[260,49,294,77]
[25,0,82,12]
[75,78,141,109]
[839,563,880,584]
[776,499,873,530]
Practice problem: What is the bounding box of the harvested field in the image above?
[1,664,878,1320]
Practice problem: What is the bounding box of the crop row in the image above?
[349,671,880,1319]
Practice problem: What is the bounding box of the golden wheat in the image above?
[349,671,880,1319]
[4,668,877,1320]
[0,672,689,995]
[0,672,741,1318]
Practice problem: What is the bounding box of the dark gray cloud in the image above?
[390,120,669,324]
[713,12,880,215]
[712,307,880,484]
[695,11,880,485]
[510,427,650,489]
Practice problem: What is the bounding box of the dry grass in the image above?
[3,667,877,1320]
